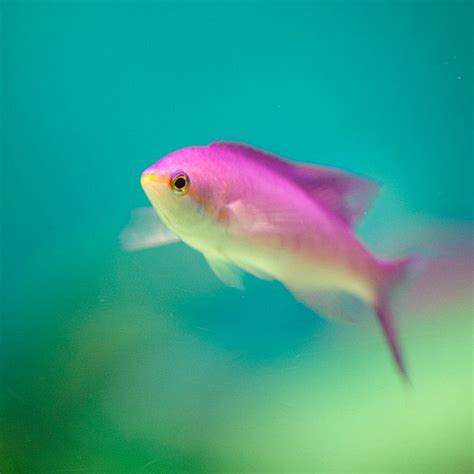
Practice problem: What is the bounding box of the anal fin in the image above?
[287,286,371,323]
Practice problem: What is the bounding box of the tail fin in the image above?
[375,256,422,381]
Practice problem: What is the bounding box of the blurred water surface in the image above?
[1,1,472,472]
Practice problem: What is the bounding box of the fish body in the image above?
[123,142,416,378]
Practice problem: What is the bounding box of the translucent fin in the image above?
[296,167,378,227]
[225,200,288,235]
[374,302,408,382]
[374,256,421,381]
[369,216,473,314]
[237,262,274,281]
[210,141,378,226]
[289,283,410,380]
[287,286,372,323]
[205,255,245,289]
[120,207,180,251]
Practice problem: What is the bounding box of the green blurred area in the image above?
[1,1,472,472]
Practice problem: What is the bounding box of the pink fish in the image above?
[122,142,419,378]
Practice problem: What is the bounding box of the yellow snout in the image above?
[140,173,169,187]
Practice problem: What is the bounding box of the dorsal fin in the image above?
[209,141,379,227]
[289,163,379,226]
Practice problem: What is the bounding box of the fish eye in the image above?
[171,172,189,195]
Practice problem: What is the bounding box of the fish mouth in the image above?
[140,172,169,189]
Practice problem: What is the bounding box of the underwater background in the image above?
[1,1,472,472]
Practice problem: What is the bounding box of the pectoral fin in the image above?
[120,207,180,251]
[224,199,295,237]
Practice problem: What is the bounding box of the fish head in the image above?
[140,146,224,236]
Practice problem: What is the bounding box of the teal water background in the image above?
[1,2,472,472]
